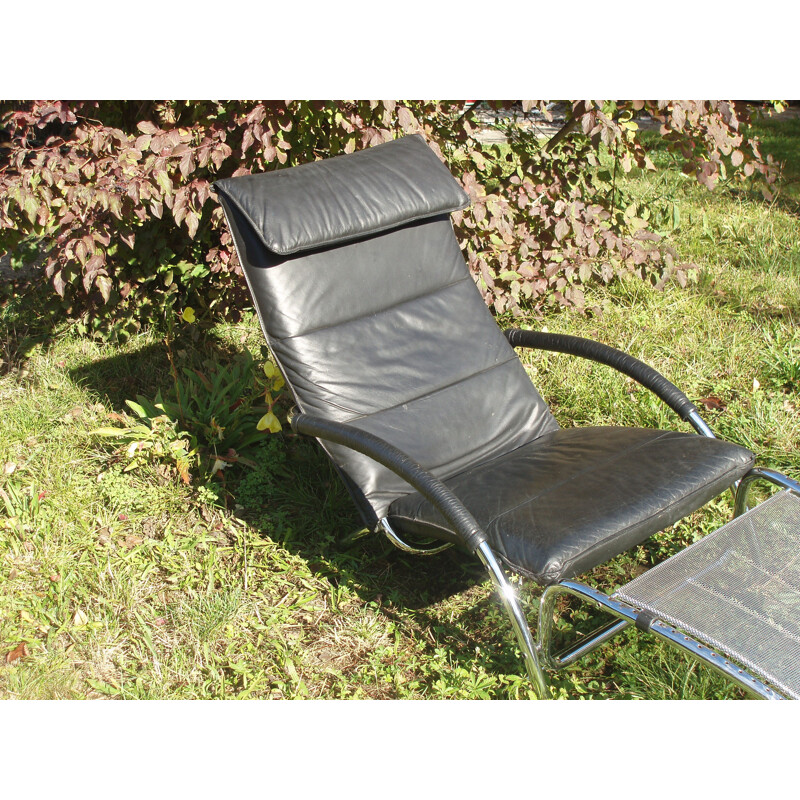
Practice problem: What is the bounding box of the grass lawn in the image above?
[1,114,799,700]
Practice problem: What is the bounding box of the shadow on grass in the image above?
[223,432,539,686]
[68,336,522,688]
[245,433,486,604]
[225,435,757,696]
[66,327,249,412]
[0,279,61,378]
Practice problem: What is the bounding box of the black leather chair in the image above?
[214,134,800,699]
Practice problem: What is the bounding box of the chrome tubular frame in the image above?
[380,520,549,696]
[733,467,800,518]
[383,510,791,698]
[685,409,744,499]
[475,541,550,698]
[686,408,717,439]
[378,518,454,556]
[538,580,784,699]
[372,432,800,699]
[533,462,800,698]
[686,409,800,515]
[538,581,630,670]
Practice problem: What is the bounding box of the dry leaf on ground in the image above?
[5,643,29,663]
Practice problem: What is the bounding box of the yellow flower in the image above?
[263,361,285,390]
[181,307,196,323]
[257,412,282,433]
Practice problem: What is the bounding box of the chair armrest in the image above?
[290,410,488,553]
[504,328,700,423]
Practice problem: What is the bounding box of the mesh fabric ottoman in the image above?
[614,491,800,698]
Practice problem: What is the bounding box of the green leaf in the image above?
[257,412,282,433]
[23,193,40,224]
[125,400,149,419]
[89,427,127,437]
[155,170,173,195]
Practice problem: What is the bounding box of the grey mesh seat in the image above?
[214,134,800,699]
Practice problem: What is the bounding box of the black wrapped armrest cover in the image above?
[505,329,699,421]
[213,134,469,255]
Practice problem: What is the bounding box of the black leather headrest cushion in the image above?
[213,134,469,255]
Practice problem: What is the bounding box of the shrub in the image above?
[0,100,779,335]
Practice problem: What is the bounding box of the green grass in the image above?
[2,114,799,700]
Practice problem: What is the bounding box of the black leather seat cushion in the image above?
[387,427,755,585]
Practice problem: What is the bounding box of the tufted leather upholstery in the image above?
[388,427,754,584]
[215,136,558,525]
[215,133,755,584]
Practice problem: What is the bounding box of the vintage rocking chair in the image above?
[214,134,800,699]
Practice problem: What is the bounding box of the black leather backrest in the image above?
[215,135,558,524]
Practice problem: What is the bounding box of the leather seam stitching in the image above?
[270,275,472,342]
[342,354,521,428]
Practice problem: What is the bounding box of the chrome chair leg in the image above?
[475,541,550,699]
[378,518,454,556]
[380,523,548,696]
[543,580,783,699]
[734,467,800,517]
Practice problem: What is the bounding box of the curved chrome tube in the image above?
[378,518,454,556]
[475,542,550,698]
[545,580,783,699]
[734,467,800,517]
[538,583,630,670]
[291,409,488,553]
[686,408,716,438]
